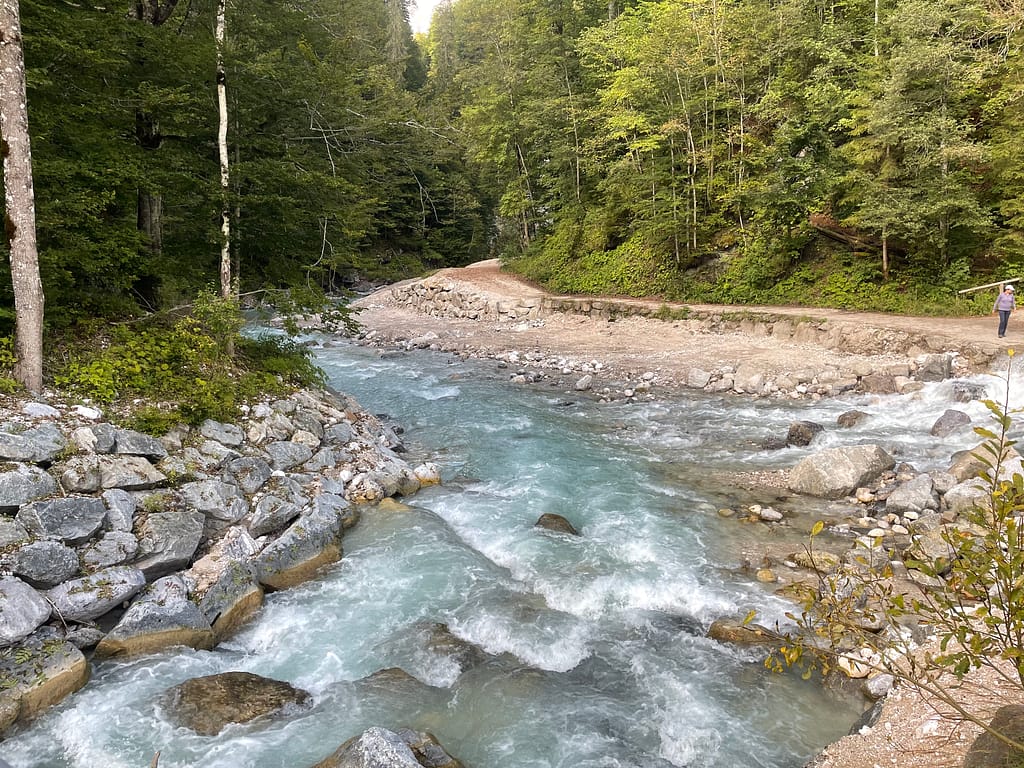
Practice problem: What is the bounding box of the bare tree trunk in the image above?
[881,226,889,281]
[0,0,44,392]
[216,0,231,301]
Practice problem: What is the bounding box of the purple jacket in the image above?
[995,291,1016,311]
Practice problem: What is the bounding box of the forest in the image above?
[1,0,1023,337]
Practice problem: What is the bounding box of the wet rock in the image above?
[707,618,776,647]
[0,423,67,464]
[314,726,464,768]
[94,574,214,659]
[162,671,311,736]
[0,465,58,511]
[132,510,205,580]
[45,566,146,622]
[952,381,988,404]
[16,496,107,545]
[194,558,263,642]
[930,409,971,437]
[0,633,89,734]
[534,513,579,535]
[789,445,895,499]
[786,421,823,447]
[4,541,79,589]
[574,374,594,392]
[0,577,52,646]
[916,353,953,382]
[413,463,441,487]
[837,410,870,428]
[254,502,344,590]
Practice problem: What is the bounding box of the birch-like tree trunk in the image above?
[216,0,231,300]
[0,0,44,392]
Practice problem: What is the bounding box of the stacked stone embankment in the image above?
[0,388,439,735]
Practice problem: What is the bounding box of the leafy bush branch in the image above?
[768,352,1024,757]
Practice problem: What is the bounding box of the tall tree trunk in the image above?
[0,0,44,392]
[216,0,231,300]
[131,1,178,262]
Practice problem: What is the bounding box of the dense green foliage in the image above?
[427,0,1023,308]
[49,293,324,430]
[1,0,1022,347]
[0,0,488,333]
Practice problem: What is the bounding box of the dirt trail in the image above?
[354,260,1012,389]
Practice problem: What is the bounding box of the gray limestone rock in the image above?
[930,408,971,437]
[885,474,939,516]
[916,353,953,382]
[45,566,146,622]
[16,496,107,545]
[788,445,896,499]
[90,424,117,453]
[133,510,205,580]
[194,558,263,641]
[254,503,344,590]
[248,495,302,538]
[0,577,52,646]
[101,489,137,531]
[61,455,167,492]
[178,480,248,525]
[263,441,313,471]
[314,727,433,768]
[4,541,79,588]
[0,632,88,732]
[303,448,339,472]
[94,574,214,658]
[0,423,67,464]
[324,422,353,445]
[943,480,989,517]
[0,518,30,549]
[314,492,358,530]
[292,408,325,439]
[225,457,273,495]
[113,428,168,460]
[80,531,139,570]
[0,465,58,511]
[199,419,245,448]
[686,368,712,389]
[836,410,870,428]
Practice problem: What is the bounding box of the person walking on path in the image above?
[994,284,1016,338]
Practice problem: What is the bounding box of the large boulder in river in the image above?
[786,420,823,447]
[254,501,344,590]
[162,671,311,736]
[788,445,895,499]
[0,631,89,734]
[94,574,214,659]
[930,409,971,437]
[314,727,465,768]
[188,528,264,641]
[707,618,777,647]
[0,577,52,646]
[534,513,579,535]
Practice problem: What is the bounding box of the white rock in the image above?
[23,402,60,418]
[71,405,102,420]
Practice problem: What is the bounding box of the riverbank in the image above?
[350,262,1024,768]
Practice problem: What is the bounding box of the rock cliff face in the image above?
[0,387,439,733]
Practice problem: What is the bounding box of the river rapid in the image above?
[3,340,1014,768]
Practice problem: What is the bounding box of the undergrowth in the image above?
[49,291,326,432]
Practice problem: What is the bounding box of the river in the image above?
[3,339,1009,768]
